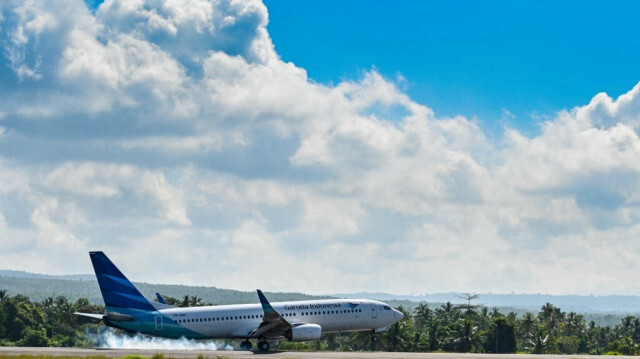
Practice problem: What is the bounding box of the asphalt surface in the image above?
[1,347,638,359]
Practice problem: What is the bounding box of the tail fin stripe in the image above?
[101,273,138,288]
[116,292,155,304]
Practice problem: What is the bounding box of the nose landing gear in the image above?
[371,329,379,343]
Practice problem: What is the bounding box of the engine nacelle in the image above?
[288,323,322,341]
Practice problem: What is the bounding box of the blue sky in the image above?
[266,0,640,135]
[2,0,640,295]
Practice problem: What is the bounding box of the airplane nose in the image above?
[395,310,404,320]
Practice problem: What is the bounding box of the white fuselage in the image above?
[157,298,402,339]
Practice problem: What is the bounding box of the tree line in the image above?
[2,289,640,354]
[315,293,640,355]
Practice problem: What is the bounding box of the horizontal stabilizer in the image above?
[74,312,104,320]
[106,312,134,321]
[74,312,134,322]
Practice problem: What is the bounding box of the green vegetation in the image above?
[4,288,640,354]
[0,290,103,347]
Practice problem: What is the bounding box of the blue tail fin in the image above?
[89,251,155,311]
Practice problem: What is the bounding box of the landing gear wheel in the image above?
[258,341,270,352]
[371,330,379,342]
[239,340,252,350]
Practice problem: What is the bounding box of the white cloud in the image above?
[1,0,640,296]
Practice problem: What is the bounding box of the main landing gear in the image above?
[239,340,252,351]
[257,341,270,351]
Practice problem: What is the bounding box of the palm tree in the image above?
[518,312,537,350]
[451,318,480,352]
[455,293,480,319]
[526,325,549,354]
[538,302,564,335]
[563,311,585,337]
[413,303,432,332]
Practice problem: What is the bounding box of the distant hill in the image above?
[0,270,328,305]
[1,269,639,327]
[0,270,95,281]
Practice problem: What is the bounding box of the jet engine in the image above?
[287,323,322,341]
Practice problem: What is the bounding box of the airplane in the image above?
[75,251,404,351]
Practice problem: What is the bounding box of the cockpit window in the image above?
[383,305,391,310]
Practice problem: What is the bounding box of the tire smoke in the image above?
[86,328,234,350]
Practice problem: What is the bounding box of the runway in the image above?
[0,347,637,359]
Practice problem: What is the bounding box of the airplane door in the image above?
[371,304,378,318]
[155,316,163,331]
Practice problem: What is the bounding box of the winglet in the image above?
[251,290,290,339]
[155,293,168,304]
[257,289,276,315]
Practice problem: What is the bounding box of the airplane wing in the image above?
[250,289,292,339]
